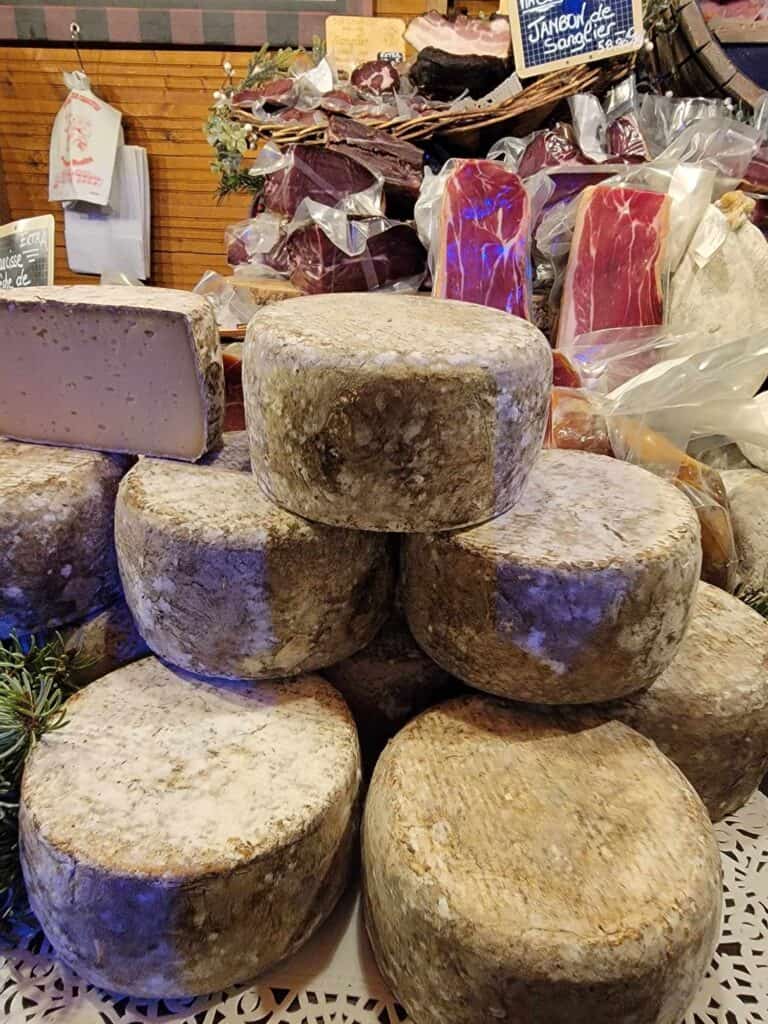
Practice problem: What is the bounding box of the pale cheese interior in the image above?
[0,301,206,459]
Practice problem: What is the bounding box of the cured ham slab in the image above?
[404,11,511,57]
[556,185,670,349]
[433,159,531,319]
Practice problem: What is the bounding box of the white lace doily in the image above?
[2,791,767,1024]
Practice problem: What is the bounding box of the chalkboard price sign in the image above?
[0,215,54,289]
[508,0,643,78]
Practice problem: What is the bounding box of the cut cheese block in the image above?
[723,469,768,591]
[0,439,127,638]
[0,286,224,461]
[592,582,768,821]
[403,449,702,703]
[61,600,149,686]
[363,697,722,1024]
[20,658,361,998]
[116,432,394,679]
[324,608,458,771]
[244,293,552,531]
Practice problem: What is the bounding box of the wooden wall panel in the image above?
[0,2,496,290]
[0,46,261,289]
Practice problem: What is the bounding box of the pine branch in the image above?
[735,584,768,620]
[0,634,85,926]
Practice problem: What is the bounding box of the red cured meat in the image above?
[744,144,768,193]
[433,159,531,319]
[552,351,583,388]
[266,222,426,294]
[556,185,670,350]
[232,78,295,107]
[518,125,590,178]
[262,145,377,217]
[351,60,400,95]
[607,115,650,164]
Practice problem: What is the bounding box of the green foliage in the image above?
[0,634,84,925]
[736,584,768,620]
[204,40,324,199]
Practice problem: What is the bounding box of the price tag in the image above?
[507,0,644,78]
[0,215,54,289]
[325,16,406,77]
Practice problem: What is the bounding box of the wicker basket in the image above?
[231,54,636,146]
[651,0,764,108]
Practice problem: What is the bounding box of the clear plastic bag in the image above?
[637,95,733,156]
[192,270,262,330]
[250,142,385,218]
[568,93,608,163]
[225,212,284,267]
[266,199,426,294]
[546,385,738,589]
[653,116,760,195]
[603,75,649,164]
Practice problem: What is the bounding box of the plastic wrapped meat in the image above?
[519,124,590,178]
[433,160,531,318]
[744,144,768,193]
[232,78,295,109]
[320,90,358,113]
[266,222,426,294]
[270,108,327,126]
[556,185,670,349]
[262,145,378,217]
[328,116,424,215]
[404,11,511,57]
[607,116,650,163]
[547,388,736,589]
[351,60,400,95]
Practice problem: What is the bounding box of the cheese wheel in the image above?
[20,658,361,998]
[723,469,768,591]
[116,432,394,679]
[0,286,224,461]
[244,293,552,531]
[403,449,702,703]
[593,582,768,821]
[363,697,722,1024]
[324,609,458,770]
[61,600,149,686]
[0,440,127,638]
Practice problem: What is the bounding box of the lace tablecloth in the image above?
[2,791,767,1024]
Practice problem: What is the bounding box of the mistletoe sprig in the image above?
[0,634,88,925]
[204,39,325,200]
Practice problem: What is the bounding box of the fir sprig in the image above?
[0,633,85,926]
[736,584,768,620]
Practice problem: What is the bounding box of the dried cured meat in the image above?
[351,60,400,95]
[404,11,511,58]
[266,222,426,294]
[518,124,590,178]
[433,159,531,318]
[409,47,509,101]
[328,116,424,214]
[262,145,376,217]
[556,186,669,349]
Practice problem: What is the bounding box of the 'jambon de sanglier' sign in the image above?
[508,0,643,77]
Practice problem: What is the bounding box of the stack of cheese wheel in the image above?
[5,286,767,1019]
